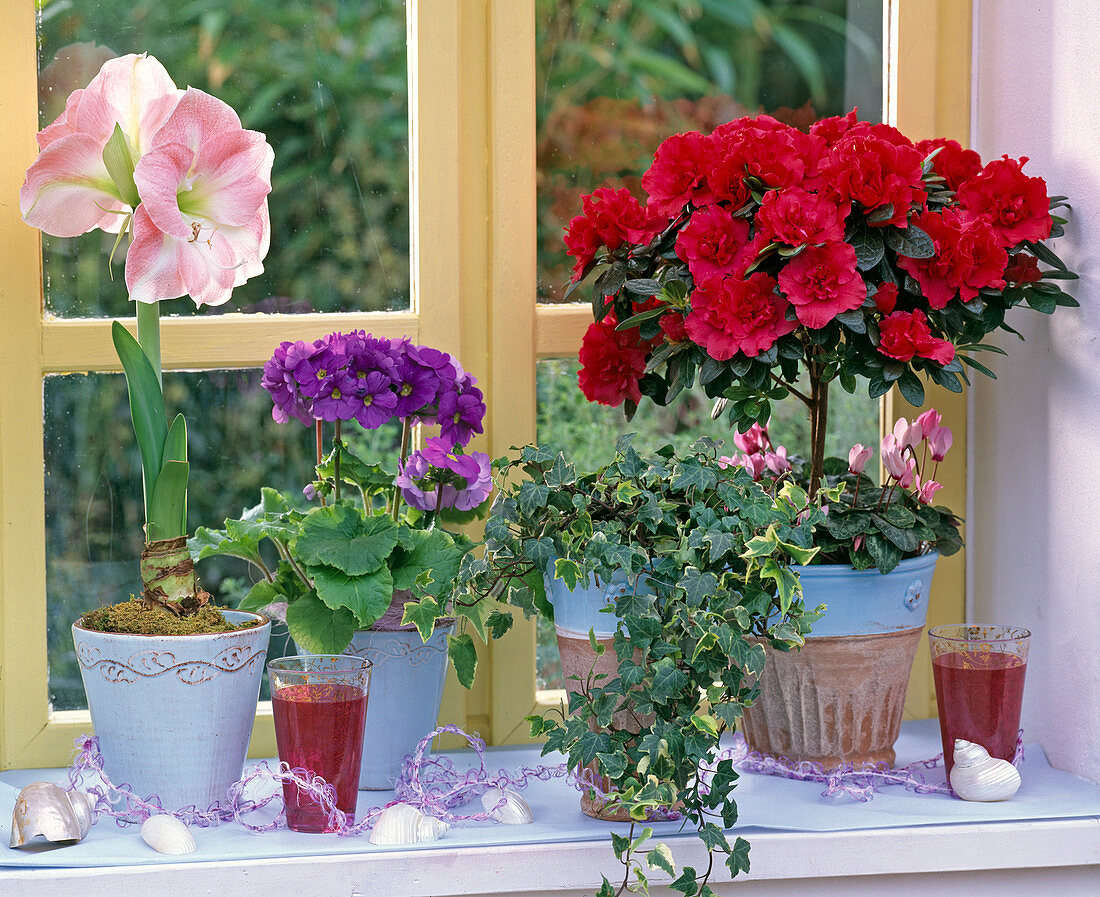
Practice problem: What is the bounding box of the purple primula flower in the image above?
[353,370,400,429]
[437,387,486,447]
[393,355,441,417]
[293,342,343,400]
[312,368,360,422]
[261,339,315,425]
[395,437,493,512]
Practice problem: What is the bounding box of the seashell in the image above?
[480,787,534,825]
[9,783,95,848]
[140,814,197,855]
[949,739,1022,801]
[369,803,450,845]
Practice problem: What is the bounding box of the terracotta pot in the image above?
[741,553,939,770]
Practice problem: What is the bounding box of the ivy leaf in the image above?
[295,505,398,575]
[646,844,676,877]
[447,632,478,688]
[677,569,717,606]
[285,591,357,654]
[518,481,550,517]
[648,657,689,703]
[727,836,752,877]
[310,564,394,628]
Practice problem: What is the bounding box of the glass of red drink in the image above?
[268,655,372,833]
[929,624,1030,776]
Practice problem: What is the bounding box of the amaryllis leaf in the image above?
[162,414,188,534]
[147,460,189,542]
[101,123,140,209]
[112,321,168,521]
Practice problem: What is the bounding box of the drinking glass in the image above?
[268,655,372,832]
[928,624,1030,775]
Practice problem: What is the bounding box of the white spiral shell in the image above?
[369,803,450,845]
[949,739,1022,801]
[140,814,197,855]
[480,787,534,824]
[8,783,94,847]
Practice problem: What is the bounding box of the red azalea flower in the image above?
[684,272,797,359]
[873,281,898,314]
[642,130,713,216]
[582,186,665,247]
[1004,252,1043,285]
[708,117,824,195]
[675,205,753,285]
[777,241,866,329]
[878,309,956,365]
[897,208,1007,308]
[577,313,653,407]
[915,138,983,191]
[956,155,1053,247]
[701,148,753,208]
[659,310,688,342]
[821,133,926,227]
[810,110,860,143]
[755,187,849,246]
[564,214,602,279]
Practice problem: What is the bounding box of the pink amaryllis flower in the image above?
[20,53,181,237]
[127,88,273,306]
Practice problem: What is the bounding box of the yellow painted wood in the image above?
[888,0,973,721]
[0,0,52,772]
[42,314,420,373]
[536,303,590,357]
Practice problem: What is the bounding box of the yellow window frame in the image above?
[0,0,969,771]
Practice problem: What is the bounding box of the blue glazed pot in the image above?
[795,551,940,636]
[343,624,452,790]
[544,563,651,638]
[72,610,270,811]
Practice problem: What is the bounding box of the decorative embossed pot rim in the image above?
[72,608,268,637]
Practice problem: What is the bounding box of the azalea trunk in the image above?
[808,363,829,499]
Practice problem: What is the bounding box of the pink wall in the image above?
[969,0,1100,781]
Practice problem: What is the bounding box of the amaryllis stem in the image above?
[135,299,162,389]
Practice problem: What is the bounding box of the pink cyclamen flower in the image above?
[916,478,943,504]
[20,53,182,237]
[848,443,873,475]
[916,408,942,439]
[928,424,954,462]
[898,458,917,489]
[733,422,770,455]
[741,452,768,481]
[127,87,274,305]
[764,446,790,475]
[853,534,864,551]
[881,434,910,481]
[892,416,923,450]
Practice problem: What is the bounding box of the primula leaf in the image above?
[310,564,394,628]
[296,505,398,575]
[188,525,262,566]
[286,591,356,654]
[390,527,460,595]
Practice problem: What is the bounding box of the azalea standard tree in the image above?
[566,111,1078,499]
[21,54,273,615]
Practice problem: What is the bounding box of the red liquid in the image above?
[932,650,1026,775]
[272,682,368,832]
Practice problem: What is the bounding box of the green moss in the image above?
[79,599,262,635]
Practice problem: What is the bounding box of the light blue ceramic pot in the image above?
[795,551,940,636]
[343,624,452,790]
[544,563,652,638]
[72,610,270,811]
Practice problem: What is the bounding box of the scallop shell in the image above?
[141,814,197,855]
[369,803,450,845]
[9,783,95,847]
[480,787,534,825]
[949,739,1022,801]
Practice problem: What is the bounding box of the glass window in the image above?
[534,0,886,689]
[37,0,410,317]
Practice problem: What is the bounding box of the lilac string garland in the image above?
[64,725,1025,836]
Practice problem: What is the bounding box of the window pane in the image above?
[536,0,884,303]
[36,1,410,317]
[44,370,402,709]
